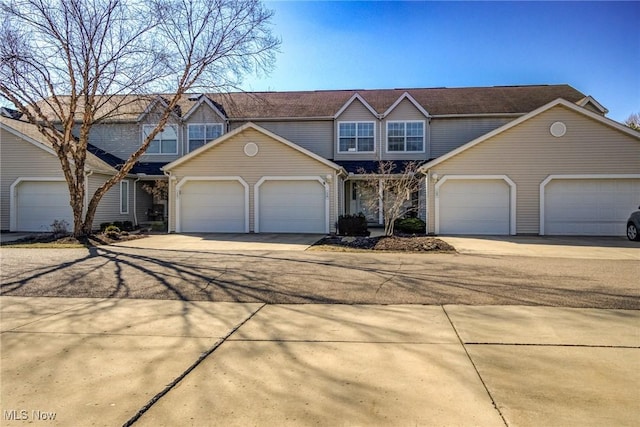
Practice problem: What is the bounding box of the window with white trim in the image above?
[120,181,129,214]
[387,121,424,152]
[188,123,223,152]
[142,124,178,154]
[338,122,375,152]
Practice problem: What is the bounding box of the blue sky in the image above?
[242,1,640,122]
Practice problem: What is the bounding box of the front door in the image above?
[347,181,380,224]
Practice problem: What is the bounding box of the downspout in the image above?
[378,118,382,161]
[133,176,142,226]
[163,170,172,233]
[425,171,429,235]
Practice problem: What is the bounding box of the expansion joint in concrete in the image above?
[441,305,509,427]
[121,303,267,426]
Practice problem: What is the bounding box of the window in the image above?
[338,122,375,152]
[143,125,178,154]
[188,124,223,152]
[387,121,424,152]
[120,181,129,214]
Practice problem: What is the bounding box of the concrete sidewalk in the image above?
[1,297,638,426]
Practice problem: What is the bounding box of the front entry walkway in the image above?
[111,233,325,251]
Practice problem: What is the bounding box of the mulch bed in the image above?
[311,235,456,252]
[2,232,147,247]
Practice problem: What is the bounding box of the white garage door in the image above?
[544,179,640,236]
[439,179,510,235]
[180,180,245,232]
[258,180,326,233]
[16,180,73,232]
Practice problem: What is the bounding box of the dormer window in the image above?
[143,125,178,154]
[338,122,375,153]
[188,124,223,152]
[387,121,424,152]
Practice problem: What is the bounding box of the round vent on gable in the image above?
[244,142,259,157]
[550,121,567,137]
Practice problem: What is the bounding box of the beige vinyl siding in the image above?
[250,120,334,159]
[167,128,337,233]
[334,99,379,161]
[426,105,640,234]
[430,117,516,158]
[0,128,67,230]
[88,174,135,228]
[382,98,430,161]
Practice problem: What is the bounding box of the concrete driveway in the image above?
[112,233,324,251]
[439,235,640,260]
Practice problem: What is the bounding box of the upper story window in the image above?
[188,124,223,152]
[387,121,424,152]
[143,124,178,155]
[338,122,375,153]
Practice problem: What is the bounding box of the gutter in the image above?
[430,113,523,119]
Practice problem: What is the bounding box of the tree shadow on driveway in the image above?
[1,246,639,308]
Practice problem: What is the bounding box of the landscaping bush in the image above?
[338,213,369,236]
[394,217,426,234]
[104,225,121,239]
[100,221,134,232]
[50,219,70,237]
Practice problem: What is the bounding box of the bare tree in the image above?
[0,0,279,237]
[625,113,640,131]
[356,161,423,236]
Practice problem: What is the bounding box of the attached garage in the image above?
[177,179,248,233]
[257,178,327,233]
[436,177,514,235]
[13,179,73,232]
[541,176,640,236]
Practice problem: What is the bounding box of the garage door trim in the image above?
[435,175,517,235]
[539,174,640,235]
[10,177,69,232]
[175,176,249,233]
[255,176,329,233]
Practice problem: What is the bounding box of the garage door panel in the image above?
[180,181,245,233]
[544,179,640,236]
[259,180,326,233]
[439,179,510,235]
[16,181,73,232]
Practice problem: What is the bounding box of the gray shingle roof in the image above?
[33,84,588,122]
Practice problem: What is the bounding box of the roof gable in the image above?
[420,98,640,172]
[0,116,117,174]
[576,96,608,115]
[182,95,227,121]
[137,96,182,122]
[382,92,430,118]
[334,93,379,119]
[163,122,344,172]
[420,98,640,171]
